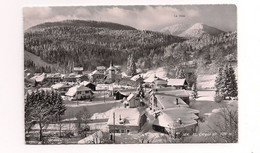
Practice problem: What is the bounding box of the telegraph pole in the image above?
[113,112,115,143]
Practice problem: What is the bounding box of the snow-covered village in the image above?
[24,5,238,144]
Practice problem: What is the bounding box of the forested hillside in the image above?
[162,31,237,74]
[24,20,185,72]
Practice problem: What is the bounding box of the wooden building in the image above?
[65,85,94,100]
[152,107,199,137]
[107,108,147,134]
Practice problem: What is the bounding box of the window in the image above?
[121,129,125,133]
[126,130,130,133]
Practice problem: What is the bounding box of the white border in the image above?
[0,0,259,153]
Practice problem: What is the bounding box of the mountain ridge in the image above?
[178,23,225,38]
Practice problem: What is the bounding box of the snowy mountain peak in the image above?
[160,23,191,36]
[178,23,225,38]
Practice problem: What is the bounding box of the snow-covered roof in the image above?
[155,88,190,97]
[155,93,189,109]
[153,107,199,129]
[75,74,83,78]
[107,108,145,126]
[127,93,135,101]
[30,73,45,82]
[144,75,166,83]
[167,79,187,86]
[80,81,95,86]
[74,67,83,71]
[51,83,71,90]
[46,73,61,78]
[89,70,104,75]
[78,131,103,144]
[115,89,136,96]
[65,85,92,97]
[121,72,130,78]
[131,75,143,81]
[97,66,106,70]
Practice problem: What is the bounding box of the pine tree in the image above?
[215,64,238,101]
[126,53,137,76]
[226,64,238,98]
[215,67,223,95]
[25,90,67,142]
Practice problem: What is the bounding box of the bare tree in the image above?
[208,106,238,143]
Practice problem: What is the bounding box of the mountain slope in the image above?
[160,23,191,36]
[24,20,185,71]
[26,20,137,32]
[178,23,225,38]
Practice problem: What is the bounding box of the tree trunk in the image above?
[59,115,62,138]
[39,123,43,142]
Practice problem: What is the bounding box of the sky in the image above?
[23,5,237,32]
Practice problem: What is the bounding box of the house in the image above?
[89,70,106,83]
[152,107,199,137]
[123,93,141,108]
[80,81,96,91]
[131,75,144,84]
[51,82,72,95]
[30,73,46,85]
[144,75,167,88]
[167,79,188,89]
[46,73,62,84]
[77,74,89,82]
[149,93,189,112]
[96,66,106,74]
[107,108,147,134]
[63,73,77,82]
[74,66,84,74]
[65,85,94,100]
[113,90,129,100]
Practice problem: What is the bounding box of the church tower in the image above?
[107,61,116,82]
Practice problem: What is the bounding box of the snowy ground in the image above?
[197,74,217,90]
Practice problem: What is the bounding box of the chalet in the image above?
[123,93,141,108]
[96,66,106,74]
[131,75,144,84]
[46,73,62,84]
[107,108,147,134]
[144,75,167,88]
[51,82,72,95]
[80,81,96,91]
[152,107,199,137]
[63,73,77,82]
[167,79,188,89]
[89,70,106,83]
[30,73,46,85]
[65,85,94,100]
[77,74,89,82]
[113,90,129,100]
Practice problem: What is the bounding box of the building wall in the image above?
[129,98,140,108]
[108,125,140,133]
[152,123,198,138]
[180,97,190,105]
[75,90,93,100]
